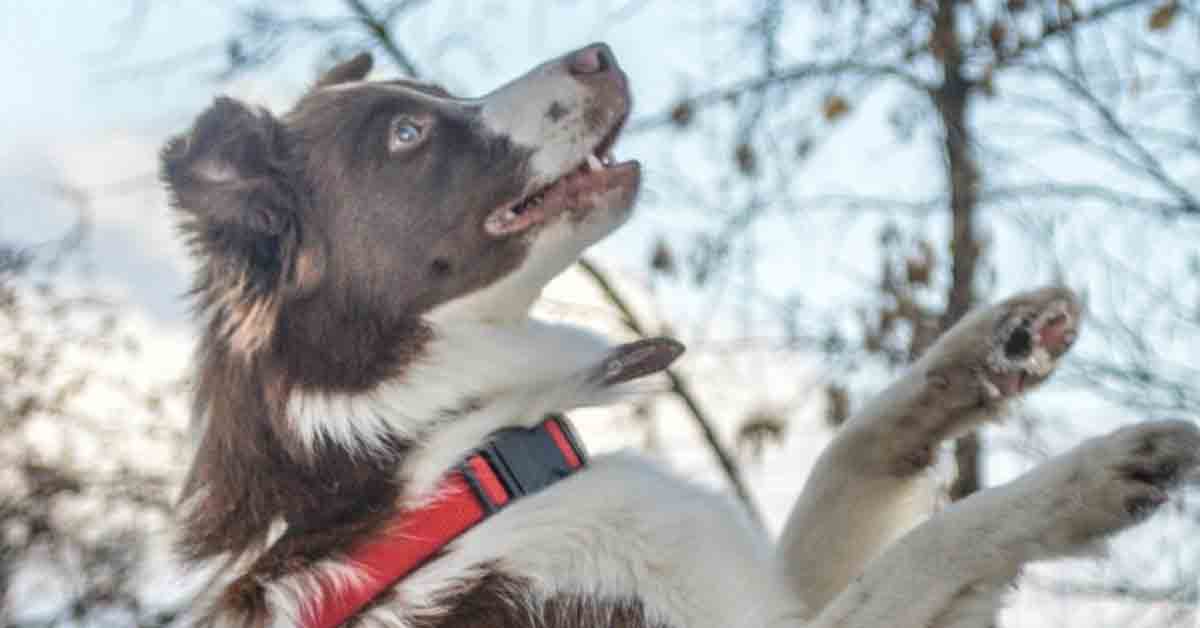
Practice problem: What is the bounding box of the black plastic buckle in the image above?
[460,416,587,515]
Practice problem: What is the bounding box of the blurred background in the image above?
[2,1,1199,626]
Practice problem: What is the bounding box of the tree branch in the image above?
[1024,574,1199,605]
[344,0,422,77]
[997,0,1153,68]
[629,59,931,133]
[577,258,765,529]
[1029,62,1200,216]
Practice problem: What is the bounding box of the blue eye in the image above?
[389,118,424,151]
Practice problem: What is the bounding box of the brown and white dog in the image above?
[162,44,1200,628]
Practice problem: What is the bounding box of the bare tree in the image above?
[0,208,189,627]
[628,0,1200,611]
[632,0,1199,497]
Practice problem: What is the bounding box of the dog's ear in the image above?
[162,97,320,353]
[314,52,373,88]
[161,97,298,237]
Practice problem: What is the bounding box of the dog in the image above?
[161,43,1200,628]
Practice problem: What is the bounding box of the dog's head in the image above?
[163,44,638,362]
[163,45,645,560]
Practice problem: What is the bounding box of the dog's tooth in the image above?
[601,152,615,166]
[586,154,603,171]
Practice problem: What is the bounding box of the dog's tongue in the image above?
[593,337,685,386]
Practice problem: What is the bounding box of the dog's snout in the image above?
[567,43,615,76]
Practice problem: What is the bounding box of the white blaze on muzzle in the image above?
[479,52,623,188]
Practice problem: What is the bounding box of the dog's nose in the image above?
[567,43,615,76]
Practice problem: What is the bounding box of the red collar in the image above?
[305,415,587,628]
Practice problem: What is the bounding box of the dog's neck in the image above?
[287,315,618,503]
[180,310,621,562]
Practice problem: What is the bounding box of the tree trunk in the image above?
[930,0,983,501]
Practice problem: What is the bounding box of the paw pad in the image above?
[1125,489,1169,519]
[985,297,1080,396]
[1038,312,1076,354]
[1003,325,1033,359]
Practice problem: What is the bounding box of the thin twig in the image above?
[344,0,422,77]
[578,258,765,529]
[630,59,930,133]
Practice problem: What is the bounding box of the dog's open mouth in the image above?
[484,132,639,237]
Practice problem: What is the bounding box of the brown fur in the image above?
[389,569,668,628]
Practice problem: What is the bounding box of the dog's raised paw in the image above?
[1107,421,1200,521]
[922,286,1082,409]
[592,337,685,386]
[844,287,1083,477]
[1045,420,1200,545]
[983,289,1080,398]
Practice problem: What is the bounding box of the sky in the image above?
[2,2,1198,625]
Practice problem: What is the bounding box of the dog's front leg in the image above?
[804,419,1200,628]
[777,287,1081,615]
